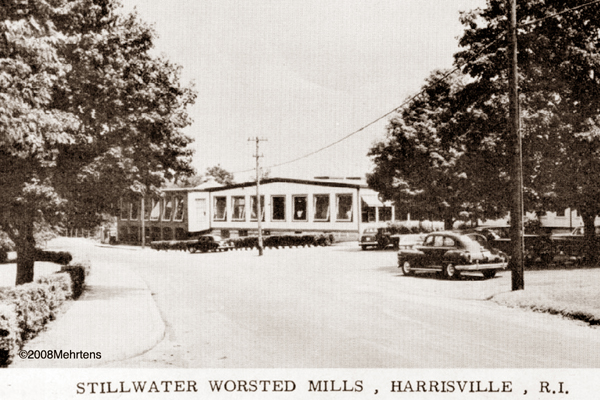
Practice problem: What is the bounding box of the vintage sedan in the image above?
[359,228,380,250]
[188,235,233,253]
[397,232,508,279]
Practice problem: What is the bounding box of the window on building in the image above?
[336,194,353,222]
[119,226,128,241]
[144,198,152,220]
[173,196,185,221]
[163,197,173,221]
[313,194,330,222]
[232,196,246,221]
[130,200,139,220]
[175,228,187,240]
[272,196,286,221]
[151,227,161,241]
[394,205,403,221]
[361,204,376,223]
[293,196,307,221]
[129,226,139,242]
[378,207,392,222]
[250,195,265,221]
[120,200,129,220]
[214,197,227,221]
[150,198,161,221]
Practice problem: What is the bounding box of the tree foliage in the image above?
[0,0,196,284]
[205,164,235,186]
[368,70,510,229]
[370,0,600,262]
[456,0,600,260]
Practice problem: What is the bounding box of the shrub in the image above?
[0,304,19,367]
[34,249,73,265]
[60,261,90,299]
[0,269,84,367]
[228,234,334,249]
[36,274,72,314]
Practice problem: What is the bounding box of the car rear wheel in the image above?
[443,263,459,279]
[400,261,414,276]
[361,245,368,251]
[483,270,496,279]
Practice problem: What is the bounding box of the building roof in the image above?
[162,177,370,193]
[192,178,368,192]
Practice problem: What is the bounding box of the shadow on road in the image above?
[80,285,146,301]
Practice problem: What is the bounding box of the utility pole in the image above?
[249,137,267,256]
[508,0,525,290]
[141,196,145,249]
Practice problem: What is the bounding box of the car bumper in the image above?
[360,239,377,246]
[455,262,507,271]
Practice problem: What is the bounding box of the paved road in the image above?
[91,243,600,368]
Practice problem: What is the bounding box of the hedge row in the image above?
[151,234,335,252]
[230,234,335,249]
[384,222,437,235]
[150,240,192,252]
[0,249,73,265]
[34,249,73,265]
[0,261,90,367]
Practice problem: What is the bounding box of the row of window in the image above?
[118,226,188,243]
[120,197,185,222]
[213,194,354,223]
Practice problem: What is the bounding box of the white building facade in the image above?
[117,178,401,243]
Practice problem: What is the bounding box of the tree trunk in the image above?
[443,216,454,231]
[580,209,598,265]
[15,219,36,286]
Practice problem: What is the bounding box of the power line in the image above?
[518,0,600,28]
[231,35,505,175]
[232,37,504,175]
[233,0,600,176]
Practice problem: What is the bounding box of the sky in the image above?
[120,0,486,182]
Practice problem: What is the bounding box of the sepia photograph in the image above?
[1,0,600,398]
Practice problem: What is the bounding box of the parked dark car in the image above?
[188,235,232,253]
[550,226,600,261]
[360,227,397,250]
[397,232,508,279]
[359,228,379,250]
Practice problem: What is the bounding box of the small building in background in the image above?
[116,177,407,244]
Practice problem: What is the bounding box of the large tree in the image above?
[456,0,600,260]
[205,164,235,186]
[0,0,196,284]
[368,70,511,229]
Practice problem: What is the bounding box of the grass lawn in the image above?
[491,266,600,325]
